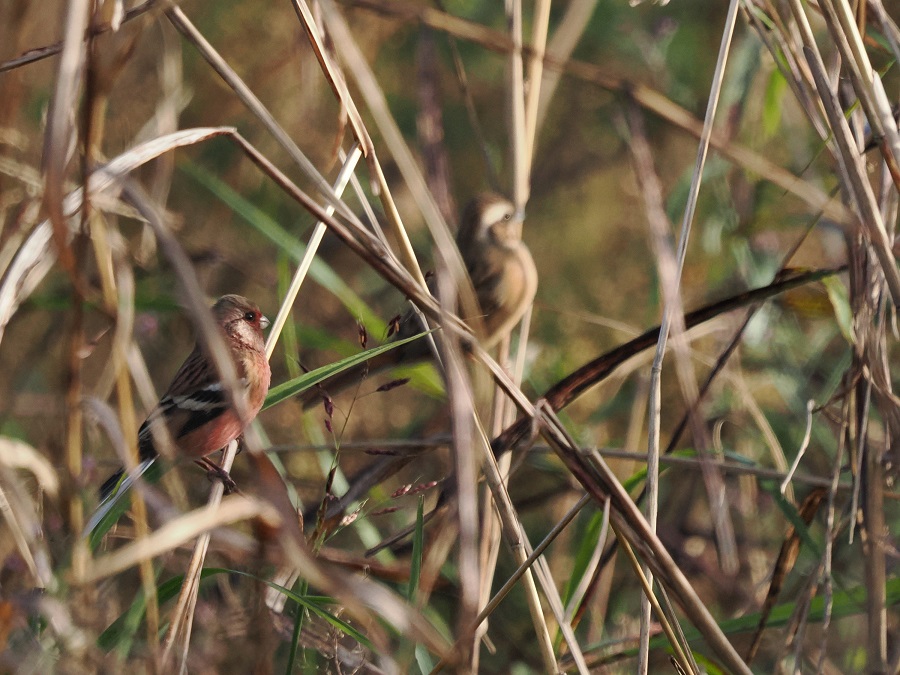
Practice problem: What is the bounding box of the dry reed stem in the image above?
[619,101,665,674]
[613,524,695,675]
[819,0,900,186]
[42,0,90,286]
[506,0,528,207]
[535,0,598,134]
[0,438,56,589]
[289,0,373,160]
[788,1,900,305]
[315,0,465,299]
[433,267,480,668]
[88,214,161,654]
[620,7,744,657]
[461,414,582,675]
[787,8,897,657]
[523,0,552,171]
[347,0,853,224]
[538,423,752,674]
[289,0,428,295]
[0,126,236,345]
[163,6,363,229]
[651,0,741,586]
[161,442,236,673]
[265,144,363,362]
[80,492,278,584]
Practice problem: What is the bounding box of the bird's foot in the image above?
[195,458,238,494]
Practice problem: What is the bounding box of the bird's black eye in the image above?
[244,311,257,322]
[503,213,512,221]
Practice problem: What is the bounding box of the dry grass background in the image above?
[1,0,899,673]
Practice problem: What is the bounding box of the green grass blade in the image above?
[263,329,435,410]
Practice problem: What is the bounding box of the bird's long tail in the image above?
[84,455,158,538]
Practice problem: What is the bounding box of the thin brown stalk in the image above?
[613,523,695,675]
[80,492,277,583]
[0,0,158,74]
[42,0,89,287]
[0,439,57,588]
[471,335,511,671]
[790,2,900,306]
[619,99,665,674]
[88,213,160,656]
[534,409,751,675]
[163,6,363,230]
[470,416,561,674]
[314,0,454,296]
[265,144,363,361]
[415,30,456,224]
[288,0,373,159]
[536,0,597,132]
[0,126,236,347]
[435,494,592,674]
[817,401,849,672]
[622,56,744,660]
[506,0,528,205]
[817,0,900,188]
[298,0,430,291]
[161,442,237,672]
[346,0,852,223]
[741,0,829,141]
[434,267,479,667]
[523,0,551,170]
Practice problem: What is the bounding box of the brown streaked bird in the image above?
[455,192,537,348]
[300,192,537,404]
[88,295,271,532]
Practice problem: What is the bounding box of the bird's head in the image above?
[459,192,524,250]
[213,295,269,345]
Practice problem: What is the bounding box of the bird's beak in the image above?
[514,207,526,223]
[260,315,270,330]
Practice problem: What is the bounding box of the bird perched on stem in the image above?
[95,294,271,509]
[455,192,537,348]
[302,193,537,406]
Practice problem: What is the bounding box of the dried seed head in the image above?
[386,314,402,338]
[364,448,399,456]
[409,480,439,495]
[376,378,410,393]
[358,321,368,349]
[340,506,363,527]
[391,484,412,498]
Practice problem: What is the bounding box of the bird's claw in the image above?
[195,459,238,494]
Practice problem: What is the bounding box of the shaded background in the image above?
[1,0,898,672]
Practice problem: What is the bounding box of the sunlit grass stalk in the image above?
[88,212,161,652]
[265,143,362,361]
[613,522,695,675]
[164,6,361,227]
[629,3,744,666]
